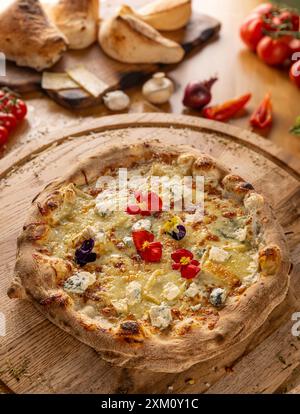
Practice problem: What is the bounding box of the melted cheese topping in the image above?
[43,160,261,331]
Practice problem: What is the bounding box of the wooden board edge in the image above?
[0,114,299,181]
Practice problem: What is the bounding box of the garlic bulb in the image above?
[103,91,130,111]
[142,73,174,104]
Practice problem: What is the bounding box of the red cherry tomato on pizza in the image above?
[240,16,264,51]
[0,112,17,132]
[257,36,291,66]
[0,126,9,146]
[290,60,300,88]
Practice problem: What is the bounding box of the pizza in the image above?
[8,141,290,373]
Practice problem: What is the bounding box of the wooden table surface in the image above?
[0,0,299,161]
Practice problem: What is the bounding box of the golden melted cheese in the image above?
[43,161,261,330]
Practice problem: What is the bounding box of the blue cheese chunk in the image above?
[64,272,96,294]
[95,189,116,216]
[126,281,142,305]
[123,236,134,247]
[234,227,247,242]
[149,305,172,329]
[209,246,230,263]
[209,288,226,307]
[111,299,128,314]
[95,189,127,216]
[163,282,181,301]
[132,219,151,232]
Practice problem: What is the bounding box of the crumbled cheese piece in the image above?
[72,225,97,246]
[161,177,184,203]
[244,193,264,212]
[81,225,97,239]
[190,303,202,311]
[247,255,258,273]
[209,288,226,307]
[185,211,204,224]
[163,282,180,301]
[64,272,96,294]
[209,246,230,263]
[126,281,142,305]
[123,236,134,247]
[80,305,98,318]
[234,227,247,242]
[95,230,106,243]
[111,299,128,314]
[149,305,172,329]
[185,282,199,298]
[95,189,117,216]
[132,219,151,232]
[110,253,123,259]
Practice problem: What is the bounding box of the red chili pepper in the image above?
[202,93,252,122]
[250,93,272,129]
[132,230,162,262]
[126,191,163,216]
[171,248,200,279]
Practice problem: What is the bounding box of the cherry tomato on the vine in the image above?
[288,38,300,54]
[0,89,28,146]
[10,99,27,120]
[257,36,291,65]
[0,113,17,132]
[0,126,9,146]
[252,3,274,17]
[240,16,264,51]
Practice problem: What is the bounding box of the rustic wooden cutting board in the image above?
[0,12,220,109]
[0,114,300,394]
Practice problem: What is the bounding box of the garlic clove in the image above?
[142,72,174,104]
[103,90,130,111]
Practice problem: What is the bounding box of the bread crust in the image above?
[8,141,290,373]
[98,12,184,64]
[0,0,68,71]
[47,0,99,50]
[139,0,192,31]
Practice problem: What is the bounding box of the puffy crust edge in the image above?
[0,0,68,71]
[8,141,290,373]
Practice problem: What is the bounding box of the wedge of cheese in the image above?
[67,66,108,97]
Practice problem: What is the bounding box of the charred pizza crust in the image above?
[8,142,290,372]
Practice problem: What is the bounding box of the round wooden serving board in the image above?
[0,114,300,394]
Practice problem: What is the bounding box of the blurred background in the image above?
[0,1,299,158]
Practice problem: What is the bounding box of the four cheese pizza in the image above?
[8,142,290,372]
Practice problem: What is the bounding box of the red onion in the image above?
[183,77,218,110]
